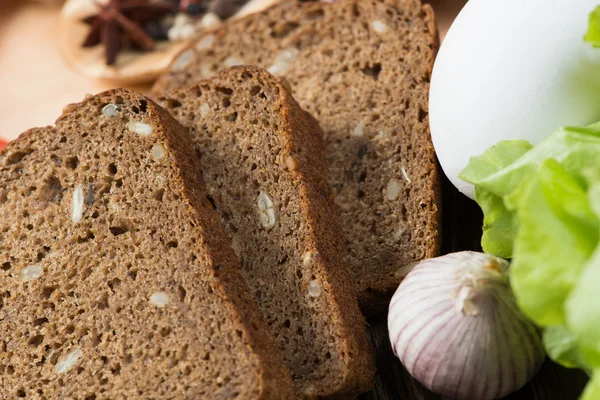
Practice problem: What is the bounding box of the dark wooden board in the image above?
[359,174,589,400]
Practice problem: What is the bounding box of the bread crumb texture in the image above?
[160,67,374,399]
[0,89,293,399]
[154,0,442,313]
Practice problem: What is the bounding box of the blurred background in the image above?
[0,0,467,141]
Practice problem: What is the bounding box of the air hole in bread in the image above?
[177,285,187,302]
[37,246,50,261]
[81,267,92,280]
[77,230,96,244]
[271,21,299,38]
[1,262,11,271]
[358,171,367,183]
[250,85,261,96]
[92,334,103,347]
[165,98,182,109]
[160,327,172,337]
[306,9,325,19]
[215,86,233,95]
[27,335,44,347]
[111,364,122,375]
[41,286,56,299]
[96,294,109,310]
[23,186,37,197]
[107,163,117,175]
[206,195,217,209]
[65,156,79,170]
[109,226,128,236]
[360,63,381,80]
[418,107,427,123]
[6,149,34,166]
[33,317,48,326]
[107,278,121,293]
[154,189,165,202]
[37,176,64,204]
[127,269,137,281]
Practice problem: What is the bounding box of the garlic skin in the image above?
[388,251,544,400]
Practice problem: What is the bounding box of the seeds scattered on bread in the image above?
[71,184,84,223]
[0,88,293,399]
[256,191,276,229]
[21,265,43,282]
[149,292,170,307]
[154,0,442,314]
[159,66,374,399]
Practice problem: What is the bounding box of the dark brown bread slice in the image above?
[158,66,374,398]
[154,0,442,315]
[0,89,293,399]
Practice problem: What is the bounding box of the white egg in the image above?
[430,0,600,199]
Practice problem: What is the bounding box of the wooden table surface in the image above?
[0,1,589,399]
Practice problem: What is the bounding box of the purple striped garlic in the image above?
[388,251,544,400]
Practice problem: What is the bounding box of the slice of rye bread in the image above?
[0,89,293,399]
[158,66,375,398]
[153,0,442,315]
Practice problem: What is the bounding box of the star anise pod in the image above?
[82,0,175,65]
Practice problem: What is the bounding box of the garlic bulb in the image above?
[388,251,544,400]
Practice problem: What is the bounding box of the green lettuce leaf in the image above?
[459,140,533,257]
[472,189,518,258]
[459,140,533,188]
[581,371,600,400]
[567,173,600,367]
[585,6,600,48]
[543,326,589,371]
[464,125,600,197]
[509,160,598,326]
[460,125,600,258]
